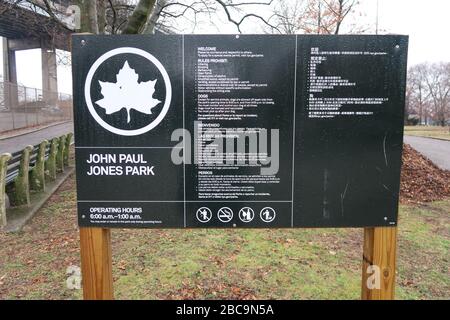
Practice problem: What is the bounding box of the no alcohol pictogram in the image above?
[238,207,255,223]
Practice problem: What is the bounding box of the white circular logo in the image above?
[84,47,172,136]
[238,207,254,223]
[260,207,276,223]
[217,207,233,223]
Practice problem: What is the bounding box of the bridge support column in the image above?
[2,38,18,110]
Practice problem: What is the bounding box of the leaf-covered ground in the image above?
[401,144,450,203]
[0,175,448,300]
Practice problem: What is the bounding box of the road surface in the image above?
[404,135,450,171]
[2,125,448,171]
[0,122,73,154]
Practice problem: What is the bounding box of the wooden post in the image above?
[64,133,73,166]
[74,32,113,300]
[0,153,12,227]
[361,226,398,300]
[30,140,48,192]
[12,145,33,206]
[56,135,66,173]
[45,138,58,181]
[79,227,114,300]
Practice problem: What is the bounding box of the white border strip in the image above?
[291,35,298,228]
[182,35,187,227]
[78,200,293,203]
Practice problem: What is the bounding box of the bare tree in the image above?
[423,63,450,126]
[407,64,430,124]
[1,0,285,73]
[407,63,450,126]
[270,0,363,35]
[104,0,136,35]
[13,0,279,35]
[270,0,305,34]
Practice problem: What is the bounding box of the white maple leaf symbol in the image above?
[95,61,161,123]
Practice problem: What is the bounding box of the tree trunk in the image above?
[334,0,343,34]
[143,0,166,34]
[418,86,423,124]
[76,0,99,33]
[123,0,157,34]
[317,0,321,34]
[97,0,106,34]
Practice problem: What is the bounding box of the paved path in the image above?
[0,122,73,154]
[2,126,448,171]
[404,135,450,170]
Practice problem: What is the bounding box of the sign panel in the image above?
[72,35,408,228]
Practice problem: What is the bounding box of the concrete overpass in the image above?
[0,0,73,106]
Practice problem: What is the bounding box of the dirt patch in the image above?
[0,175,80,299]
[160,279,257,300]
[1,174,448,299]
[400,144,450,204]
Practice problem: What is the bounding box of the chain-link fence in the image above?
[0,81,72,133]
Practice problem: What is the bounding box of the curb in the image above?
[404,134,450,142]
[1,167,74,233]
[0,121,72,141]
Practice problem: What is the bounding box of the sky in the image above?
[0,0,449,95]
[364,0,450,64]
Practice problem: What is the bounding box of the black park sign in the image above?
[72,34,408,229]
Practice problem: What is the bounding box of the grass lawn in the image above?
[0,174,449,300]
[405,125,450,140]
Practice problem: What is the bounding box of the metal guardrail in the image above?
[5,143,51,185]
[0,132,73,228]
[0,81,73,132]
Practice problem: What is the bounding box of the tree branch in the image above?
[215,0,279,33]
[107,0,117,34]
